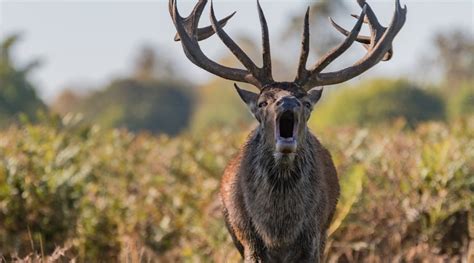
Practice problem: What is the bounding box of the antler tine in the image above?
[296,5,366,87]
[357,0,383,40]
[309,6,367,75]
[174,12,236,41]
[330,18,394,60]
[330,18,371,47]
[333,0,393,61]
[171,0,204,37]
[350,13,369,24]
[295,7,310,85]
[172,0,235,41]
[300,0,406,90]
[363,0,405,60]
[209,1,263,83]
[257,0,273,81]
[170,0,262,87]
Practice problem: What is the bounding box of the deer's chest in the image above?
[242,170,319,248]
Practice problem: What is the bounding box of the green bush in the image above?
[0,116,472,262]
[448,81,474,118]
[310,79,445,128]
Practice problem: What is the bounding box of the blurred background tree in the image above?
[52,46,195,135]
[134,45,176,82]
[0,34,46,127]
[75,78,194,135]
[433,29,473,89]
[50,88,83,115]
[429,29,474,118]
[310,78,446,128]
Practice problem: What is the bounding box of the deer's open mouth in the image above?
[275,110,298,154]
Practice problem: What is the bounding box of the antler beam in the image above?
[170,0,274,89]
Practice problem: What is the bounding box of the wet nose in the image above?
[276,97,300,110]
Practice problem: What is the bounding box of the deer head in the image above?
[169,0,406,156]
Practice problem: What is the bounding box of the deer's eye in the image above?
[258,101,268,108]
[304,102,311,109]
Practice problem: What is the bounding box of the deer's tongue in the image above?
[276,138,297,154]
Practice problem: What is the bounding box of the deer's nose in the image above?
[276,97,301,110]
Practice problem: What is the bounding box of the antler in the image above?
[296,0,407,90]
[169,0,273,89]
[170,0,406,91]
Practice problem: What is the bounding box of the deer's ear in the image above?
[307,87,323,105]
[234,84,259,113]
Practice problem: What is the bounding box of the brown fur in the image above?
[220,83,339,262]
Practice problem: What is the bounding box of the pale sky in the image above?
[0,0,473,101]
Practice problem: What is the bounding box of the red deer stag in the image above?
[169,0,406,261]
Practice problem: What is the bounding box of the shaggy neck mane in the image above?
[244,128,316,194]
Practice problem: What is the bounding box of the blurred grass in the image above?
[0,116,473,262]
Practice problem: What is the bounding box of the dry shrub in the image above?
[0,117,472,262]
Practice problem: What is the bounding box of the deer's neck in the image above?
[244,129,317,192]
[240,129,319,248]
